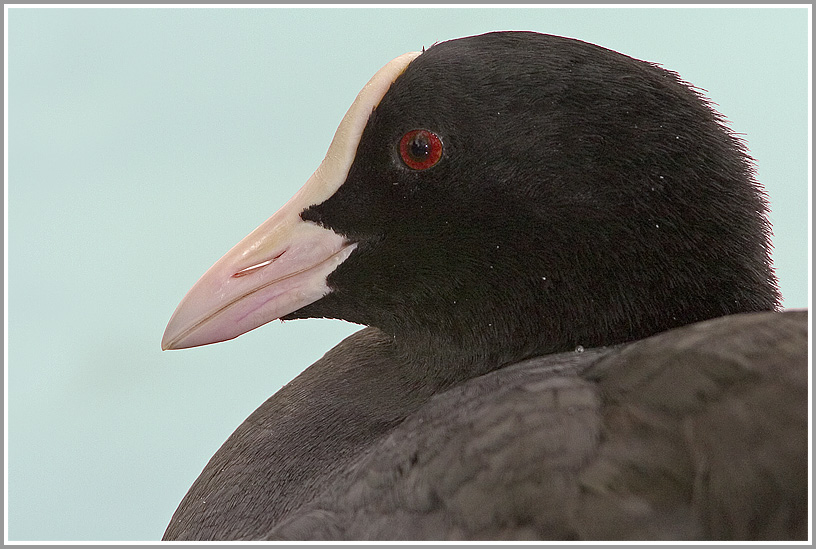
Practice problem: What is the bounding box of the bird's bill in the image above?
[160,189,357,350]
[161,51,420,350]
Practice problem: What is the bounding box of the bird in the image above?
[160,31,808,540]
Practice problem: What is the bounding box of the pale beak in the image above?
[161,51,420,350]
[160,187,357,350]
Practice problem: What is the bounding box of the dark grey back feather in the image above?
[249,311,806,540]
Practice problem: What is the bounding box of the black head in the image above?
[291,31,779,361]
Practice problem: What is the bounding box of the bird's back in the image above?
[263,310,807,540]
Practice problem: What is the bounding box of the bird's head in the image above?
[162,32,779,361]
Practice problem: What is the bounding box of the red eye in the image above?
[399,129,443,170]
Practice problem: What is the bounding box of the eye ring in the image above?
[399,129,443,170]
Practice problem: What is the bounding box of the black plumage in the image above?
[162,32,806,540]
[295,32,778,361]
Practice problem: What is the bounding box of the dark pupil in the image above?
[409,135,430,160]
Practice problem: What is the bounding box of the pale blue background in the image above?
[7,7,810,541]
